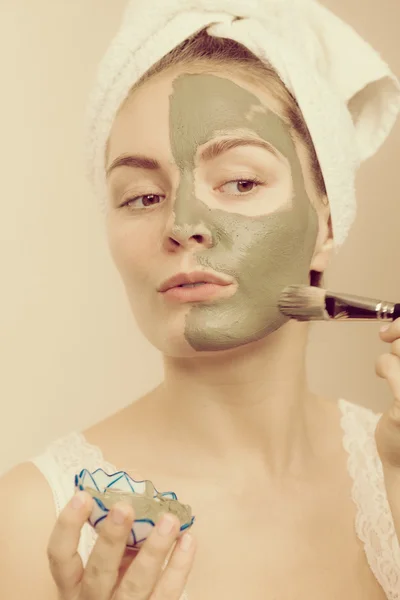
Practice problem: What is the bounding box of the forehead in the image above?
[106,68,287,165]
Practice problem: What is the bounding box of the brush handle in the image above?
[325,294,400,322]
[394,304,400,320]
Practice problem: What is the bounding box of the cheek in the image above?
[106,219,160,282]
[221,209,315,283]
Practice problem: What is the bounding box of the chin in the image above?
[134,310,294,357]
[135,324,198,357]
[143,325,288,358]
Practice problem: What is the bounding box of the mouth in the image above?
[161,282,235,303]
[158,271,233,293]
[175,282,209,288]
[158,271,236,303]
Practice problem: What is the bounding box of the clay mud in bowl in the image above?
[75,469,195,548]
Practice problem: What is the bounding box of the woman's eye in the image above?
[121,194,164,209]
[219,178,264,196]
[120,178,264,209]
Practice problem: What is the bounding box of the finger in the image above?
[118,513,182,598]
[112,548,140,591]
[152,532,196,600]
[47,491,93,599]
[376,352,400,406]
[391,338,400,358]
[379,317,400,343]
[81,501,135,600]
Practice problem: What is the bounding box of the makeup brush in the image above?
[278,284,400,322]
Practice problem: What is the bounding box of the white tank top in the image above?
[29,398,400,599]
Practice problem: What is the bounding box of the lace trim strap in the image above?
[30,450,65,518]
[339,398,400,599]
[29,431,117,566]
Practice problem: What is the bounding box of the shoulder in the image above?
[0,459,56,500]
[0,461,59,598]
[0,459,58,531]
[338,397,382,431]
[338,398,383,475]
[338,400,400,593]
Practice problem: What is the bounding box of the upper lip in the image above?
[158,271,233,292]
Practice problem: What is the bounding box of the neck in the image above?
[155,320,331,484]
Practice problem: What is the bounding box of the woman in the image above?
[1,2,400,599]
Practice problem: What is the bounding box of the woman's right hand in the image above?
[47,490,196,600]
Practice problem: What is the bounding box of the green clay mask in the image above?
[169,73,319,351]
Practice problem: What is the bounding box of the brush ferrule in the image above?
[326,292,395,321]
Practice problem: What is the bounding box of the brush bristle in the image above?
[278,284,330,321]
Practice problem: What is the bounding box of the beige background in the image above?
[0,0,399,476]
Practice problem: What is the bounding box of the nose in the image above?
[164,219,214,251]
[163,174,215,252]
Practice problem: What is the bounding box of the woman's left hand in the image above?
[374,317,400,545]
[375,317,400,467]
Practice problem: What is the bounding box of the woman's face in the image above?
[105,68,320,356]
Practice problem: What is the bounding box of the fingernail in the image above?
[380,325,390,333]
[180,533,192,552]
[71,491,86,510]
[157,514,175,536]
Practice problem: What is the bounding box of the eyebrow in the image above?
[105,136,282,179]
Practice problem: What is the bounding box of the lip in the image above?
[162,282,235,303]
[158,271,234,293]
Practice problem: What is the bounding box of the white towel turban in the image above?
[84,0,400,249]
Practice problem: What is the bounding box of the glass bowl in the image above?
[75,468,195,549]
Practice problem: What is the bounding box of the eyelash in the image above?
[120,177,265,209]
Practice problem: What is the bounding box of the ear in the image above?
[310,207,334,274]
